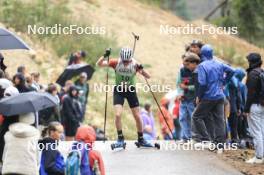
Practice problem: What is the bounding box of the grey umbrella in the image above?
[0,28,31,50]
[0,91,59,116]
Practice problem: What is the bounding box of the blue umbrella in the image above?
[0,91,59,116]
[0,92,59,127]
[0,28,31,50]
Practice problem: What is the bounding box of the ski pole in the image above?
[144,78,175,140]
[132,32,139,56]
[131,32,175,141]
[103,48,111,142]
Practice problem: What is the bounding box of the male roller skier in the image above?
[97,47,151,147]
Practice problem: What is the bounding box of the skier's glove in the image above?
[138,64,144,70]
[104,48,111,58]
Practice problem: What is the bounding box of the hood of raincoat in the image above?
[8,122,39,138]
[75,125,96,144]
[200,44,213,62]
[234,68,246,82]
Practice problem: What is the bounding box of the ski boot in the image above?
[111,139,126,150]
[135,139,160,149]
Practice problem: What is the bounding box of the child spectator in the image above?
[39,122,65,175]
[159,98,174,140]
[140,103,156,140]
[75,125,105,175]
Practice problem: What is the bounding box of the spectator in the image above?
[68,51,86,65]
[17,65,26,76]
[159,98,175,140]
[92,125,106,141]
[58,80,73,102]
[172,98,181,140]
[189,40,203,58]
[39,84,61,126]
[2,113,40,175]
[31,72,42,91]
[26,74,38,91]
[192,44,234,148]
[75,125,105,175]
[177,53,199,142]
[61,86,82,141]
[75,72,89,121]
[0,53,7,73]
[244,53,264,164]
[234,68,249,140]
[0,69,5,78]
[13,73,30,93]
[39,122,65,175]
[226,70,242,143]
[140,103,156,140]
[0,86,19,165]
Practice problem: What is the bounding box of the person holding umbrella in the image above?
[96,47,151,148]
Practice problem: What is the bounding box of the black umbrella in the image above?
[0,91,59,116]
[56,63,95,86]
[0,28,31,50]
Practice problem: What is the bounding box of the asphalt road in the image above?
[93,141,242,175]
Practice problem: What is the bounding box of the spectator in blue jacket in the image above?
[234,68,249,139]
[39,122,65,175]
[192,44,234,147]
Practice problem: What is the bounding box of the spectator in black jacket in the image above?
[61,85,82,141]
[39,84,61,126]
[39,122,65,175]
[244,53,264,164]
[13,73,30,93]
[0,53,7,73]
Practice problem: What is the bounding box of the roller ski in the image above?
[135,140,160,150]
[111,139,126,150]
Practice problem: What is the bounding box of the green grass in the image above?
[0,0,117,65]
[215,45,247,68]
[136,0,162,6]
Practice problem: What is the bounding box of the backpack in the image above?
[253,69,264,106]
[65,142,94,175]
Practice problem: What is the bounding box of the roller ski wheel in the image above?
[111,140,126,150]
[135,141,160,150]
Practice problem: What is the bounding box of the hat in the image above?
[190,40,204,48]
[4,86,19,97]
[19,113,35,125]
[246,53,262,64]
